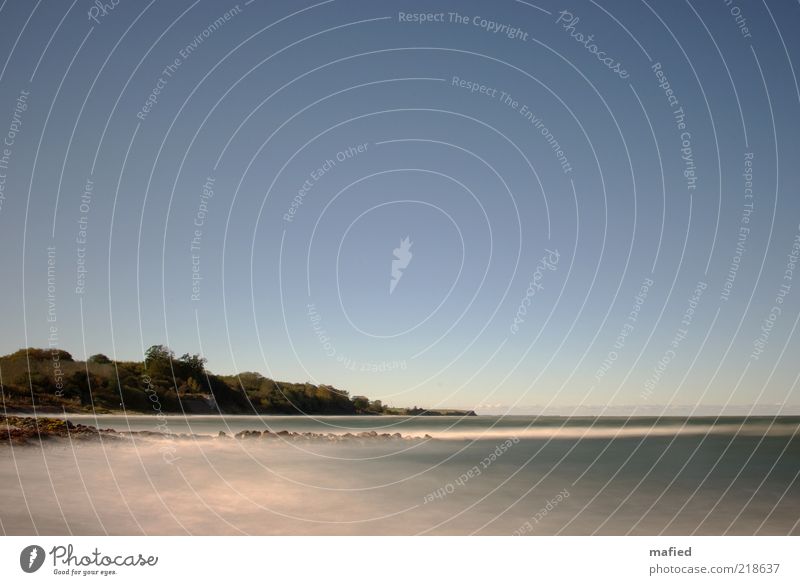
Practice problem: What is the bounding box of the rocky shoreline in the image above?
[0,415,432,446]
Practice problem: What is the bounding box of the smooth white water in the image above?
[2,416,799,535]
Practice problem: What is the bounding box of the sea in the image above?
[1,415,798,535]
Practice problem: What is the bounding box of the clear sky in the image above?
[1,0,799,414]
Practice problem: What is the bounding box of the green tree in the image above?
[145,344,174,363]
[179,353,206,374]
[4,347,73,361]
[352,395,370,412]
[65,371,97,405]
[144,345,174,377]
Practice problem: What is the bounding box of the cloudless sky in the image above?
[1,0,799,413]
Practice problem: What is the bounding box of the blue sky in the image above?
[1,0,799,413]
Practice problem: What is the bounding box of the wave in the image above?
[427,423,800,440]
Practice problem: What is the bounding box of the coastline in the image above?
[0,414,435,446]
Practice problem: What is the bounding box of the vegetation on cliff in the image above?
[0,346,475,416]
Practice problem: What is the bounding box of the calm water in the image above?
[2,415,798,535]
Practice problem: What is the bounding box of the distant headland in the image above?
[0,346,477,417]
